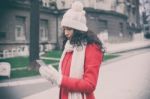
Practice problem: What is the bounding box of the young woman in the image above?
[39,1,104,99]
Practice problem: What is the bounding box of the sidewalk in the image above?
[106,39,150,53]
[94,51,150,99]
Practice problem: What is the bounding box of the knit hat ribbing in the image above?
[61,1,88,32]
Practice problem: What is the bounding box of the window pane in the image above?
[40,19,48,41]
[120,22,124,33]
[15,16,26,40]
[99,20,108,31]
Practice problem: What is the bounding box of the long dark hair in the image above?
[62,29,105,53]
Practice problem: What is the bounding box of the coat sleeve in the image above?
[60,44,103,93]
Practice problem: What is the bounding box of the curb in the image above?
[109,46,150,54]
[103,47,150,66]
[40,57,60,61]
[0,76,48,87]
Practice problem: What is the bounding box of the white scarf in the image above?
[59,40,86,99]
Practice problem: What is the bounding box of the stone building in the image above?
[56,0,140,43]
[0,0,58,53]
[0,0,140,57]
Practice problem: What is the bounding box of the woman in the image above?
[39,1,104,99]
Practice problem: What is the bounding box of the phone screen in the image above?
[36,60,47,67]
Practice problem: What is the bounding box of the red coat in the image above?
[60,44,103,99]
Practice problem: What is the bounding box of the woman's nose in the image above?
[65,30,69,35]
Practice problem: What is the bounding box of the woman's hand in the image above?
[39,65,62,85]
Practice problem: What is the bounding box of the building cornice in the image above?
[59,8,127,19]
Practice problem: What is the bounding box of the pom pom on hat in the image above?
[71,1,83,12]
[61,1,88,32]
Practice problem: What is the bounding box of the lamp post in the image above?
[29,0,40,70]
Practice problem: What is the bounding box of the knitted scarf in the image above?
[59,40,86,99]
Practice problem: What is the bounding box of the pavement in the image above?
[95,50,150,99]
[0,39,150,99]
[105,39,150,53]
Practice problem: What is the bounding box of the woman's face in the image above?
[63,26,74,40]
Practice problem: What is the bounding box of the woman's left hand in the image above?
[39,65,62,85]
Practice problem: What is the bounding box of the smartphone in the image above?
[35,60,47,67]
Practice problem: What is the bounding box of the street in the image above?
[0,48,150,99]
[0,81,51,99]
[95,48,150,99]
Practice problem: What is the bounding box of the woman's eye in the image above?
[67,28,72,30]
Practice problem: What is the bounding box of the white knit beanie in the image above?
[61,1,88,32]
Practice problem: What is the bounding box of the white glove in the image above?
[39,65,62,86]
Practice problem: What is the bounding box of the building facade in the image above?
[0,0,58,55]
[0,0,140,58]
[56,0,140,43]
[139,0,150,38]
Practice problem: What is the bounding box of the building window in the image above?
[131,4,136,15]
[99,20,108,31]
[120,22,124,33]
[40,19,48,41]
[0,32,6,39]
[119,22,124,37]
[15,16,26,40]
